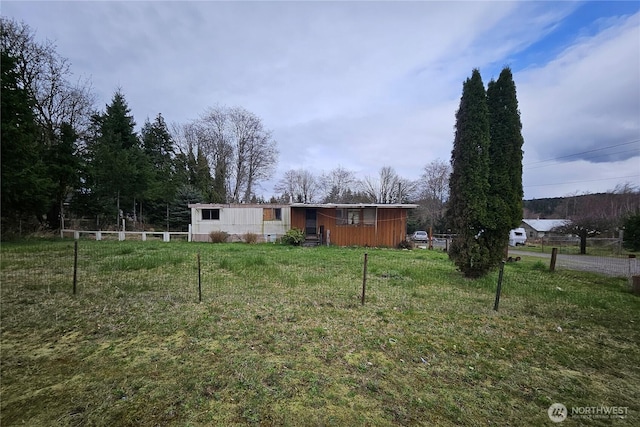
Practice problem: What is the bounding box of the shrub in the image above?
[281,228,305,246]
[244,233,259,244]
[531,260,547,271]
[209,231,229,243]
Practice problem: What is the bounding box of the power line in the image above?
[523,139,640,167]
[524,174,639,188]
[525,148,640,170]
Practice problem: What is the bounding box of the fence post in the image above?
[361,253,368,306]
[550,247,558,272]
[493,261,505,311]
[632,275,640,296]
[197,252,202,303]
[73,240,78,295]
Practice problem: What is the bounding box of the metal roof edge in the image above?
[289,203,418,209]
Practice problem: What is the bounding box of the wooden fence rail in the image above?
[61,226,192,242]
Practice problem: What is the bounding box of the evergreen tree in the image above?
[140,114,176,224]
[1,51,53,232]
[2,18,95,232]
[485,67,525,264]
[86,90,144,227]
[169,184,204,230]
[174,144,215,203]
[447,69,492,278]
[45,122,81,229]
[211,159,227,203]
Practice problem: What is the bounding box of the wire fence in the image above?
[1,240,637,314]
[531,236,626,256]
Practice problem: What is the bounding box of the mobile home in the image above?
[189,203,417,247]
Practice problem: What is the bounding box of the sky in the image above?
[2,0,639,201]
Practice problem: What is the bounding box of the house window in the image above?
[336,208,375,226]
[336,209,348,225]
[363,208,375,225]
[263,207,282,221]
[202,209,220,220]
[348,209,360,225]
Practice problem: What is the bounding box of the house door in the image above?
[305,209,317,236]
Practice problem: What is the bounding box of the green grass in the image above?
[517,241,636,257]
[1,240,639,426]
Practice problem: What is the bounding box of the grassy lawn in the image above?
[1,240,639,426]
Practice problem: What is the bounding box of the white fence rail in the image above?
[61,225,192,242]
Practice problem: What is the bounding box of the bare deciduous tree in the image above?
[359,166,416,204]
[420,159,450,203]
[416,159,451,228]
[320,166,357,202]
[192,106,278,203]
[275,169,319,203]
[0,18,95,141]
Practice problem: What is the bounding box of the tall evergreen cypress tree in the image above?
[488,67,524,230]
[447,69,492,278]
[486,67,525,264]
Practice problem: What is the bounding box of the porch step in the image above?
[302,236,321,247]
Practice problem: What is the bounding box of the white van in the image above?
[509,228,527,246]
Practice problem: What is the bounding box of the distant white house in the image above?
[521,219,569,240]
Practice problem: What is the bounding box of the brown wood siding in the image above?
[291,208,306,231]
[291,207,407,247]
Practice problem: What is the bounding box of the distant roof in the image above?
[522,219,569,232]
[290,203,418,209]
[188,203,289,208]
[188,203,418,209]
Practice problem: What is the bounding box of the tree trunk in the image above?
[579,230,587,255]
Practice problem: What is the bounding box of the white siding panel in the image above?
[191,206,290,239]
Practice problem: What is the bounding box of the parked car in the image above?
[411,230,429,242]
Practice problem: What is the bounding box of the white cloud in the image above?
[518,12,640,162]
[2,1,638,201]
[524,157,640,199]
[516,11,640,198]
